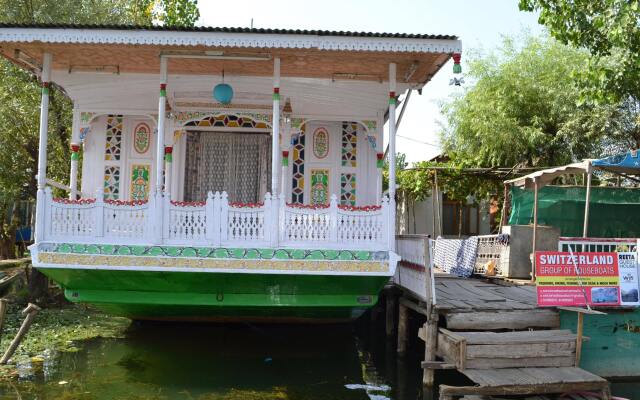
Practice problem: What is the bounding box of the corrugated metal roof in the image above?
[0,23,458,40]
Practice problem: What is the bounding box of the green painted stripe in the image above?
[41,243,382,261]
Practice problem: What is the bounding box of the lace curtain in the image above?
[184,131,271,202]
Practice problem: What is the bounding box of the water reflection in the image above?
[0,316,428,400]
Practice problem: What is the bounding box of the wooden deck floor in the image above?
[432,276,560,330]
[440,367,609,399]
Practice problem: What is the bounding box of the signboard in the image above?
[536,252,620,307]
[618,252,639,306]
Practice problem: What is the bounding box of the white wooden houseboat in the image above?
[0,24,461,321]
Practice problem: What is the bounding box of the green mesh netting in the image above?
[509,186,640,237]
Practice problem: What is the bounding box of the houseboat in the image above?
[0,24,461,322]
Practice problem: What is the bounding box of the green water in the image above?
[1,317,637,399]
[0,318,431,400]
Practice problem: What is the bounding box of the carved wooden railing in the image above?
[40,187,393,250]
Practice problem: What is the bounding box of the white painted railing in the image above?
[40,187,392,250]
[394,234,436,306]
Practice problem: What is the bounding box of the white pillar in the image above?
[271,57,281,195]
[34,52,52,243]
[153,57,168,244]
[69,109,81,199]
[156,57,168,193]
[388,63,397,251]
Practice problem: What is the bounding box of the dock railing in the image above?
[40,187,394,251]
[395,234,436,313]
[559,236,637,253]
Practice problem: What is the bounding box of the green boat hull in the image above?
[561,308,640,378]
[38,267,390,323]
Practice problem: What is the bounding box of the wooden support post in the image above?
[0,303,41,364]
[0,299,7,346]
[583,161,593,238]
[423,312,439,387]
[397,302,408,354]
[385,293,396,337]
[575,311,584,367]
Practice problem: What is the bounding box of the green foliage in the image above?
[440,34,627,170]
[158,0,200,27]
[519,0,640,102]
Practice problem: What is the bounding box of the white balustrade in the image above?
[165,199,207,244]
[46,189,95,239]
[41,188,393,250]
[103,202,149,241]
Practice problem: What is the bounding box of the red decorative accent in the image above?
[105,199,148,206]
[282,150,289,157]
[164,146,173,154]
[286,203,330,210]
[452,53,462,64]
[376,152,384,160]
[160,83,167,90]
[70,144,80,152]
[53,198,96,205]
[338,204,382,212]
[273,87,280,94]
[42,82,50,88]
[229,202,264,208]
[170,201,206,207]
[389,91,395,98]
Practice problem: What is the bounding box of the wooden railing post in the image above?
[162,193,171,241]
[263,192,272,245]
[268,193,279,247]
[206,191,216,246]
[279,195,286,243]
[220,192,229,243]
[42,187,53,241]
[94,188,104,238]
[329,194,338,243]
[382,195,394,250]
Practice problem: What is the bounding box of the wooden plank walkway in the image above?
[431,276,560,330]
[440,367,609,400]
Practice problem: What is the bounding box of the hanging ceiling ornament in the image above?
[213,69,233,104]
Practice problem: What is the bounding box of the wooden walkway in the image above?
[391,275,611,400]
[432,275,559,330]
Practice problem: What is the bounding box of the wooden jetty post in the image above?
[0,299,7,346]
[422,312,440,387]
[397,302,408,354]
[386,292,397,338]
[0,303,41,365]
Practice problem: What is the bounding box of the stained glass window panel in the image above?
[291,127,306,204]
[105,115,123,161]
[104,166,120,200]
[340,173,356,206]
[341,122,357,167]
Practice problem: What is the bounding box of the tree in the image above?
[519,0,640,102]
[0,0,199,259]
[439,34,626,170]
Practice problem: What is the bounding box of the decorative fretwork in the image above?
[341,122,358,167]
[291,125,306,204]
[103,166,120,200]
[105,115,123,161]
[180,113,270,129]
[340,173,356,206]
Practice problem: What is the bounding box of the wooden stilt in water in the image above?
[0,299,7,346]
[575,312,584,367]
[385,293,396,337]
[423,312,439,387]
[397,301,408,354]
[0,303,40,365]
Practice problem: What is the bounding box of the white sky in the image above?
[199,0,542,163]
